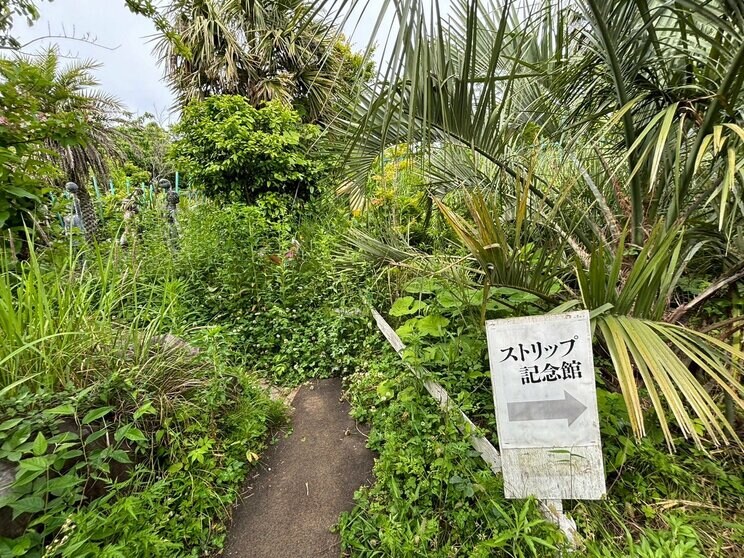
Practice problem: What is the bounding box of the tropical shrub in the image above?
[148,0,371,123]
[0,55,87,242]
[0,239,284,557]
[0,49,126,250]
[171,97,324,203]
[132,193,386,385]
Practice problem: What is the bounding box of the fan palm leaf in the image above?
[154,0,355,122]
[28,49,125,240]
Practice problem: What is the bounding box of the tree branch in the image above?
[669,261,744,323]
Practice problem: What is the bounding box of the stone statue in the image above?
[63,181,101,243]
[119,186,144,247]
[166,187,180,222]
[64,182,83,233]
[163,180,180,248]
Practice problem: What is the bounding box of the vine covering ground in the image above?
[2,1,744,556]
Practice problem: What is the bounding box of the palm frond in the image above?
[597,315,744,449]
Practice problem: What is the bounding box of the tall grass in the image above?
[0,237,182,393]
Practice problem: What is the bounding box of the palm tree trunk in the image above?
[76,183,101,243]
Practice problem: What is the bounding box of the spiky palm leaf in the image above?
[154,0,355,122]
[441,193,744,448]
[29,50,125,240]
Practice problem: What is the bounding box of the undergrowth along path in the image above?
[224,377,374,558]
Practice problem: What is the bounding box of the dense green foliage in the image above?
[342,358,565,557]
[1,49,125,249]
[0,55,88,232]
[172,97,324,204]
[112,114,173,185]
[336,265,743,556]
[150,0,371,122]
[334,0,744,449]
[1,0,743,556]
[0,231,286,557]
[129,192,384,385]
[341,332,744,556]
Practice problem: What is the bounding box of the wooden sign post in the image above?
[486,311,606,500]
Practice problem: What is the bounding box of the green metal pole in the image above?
[175,171,180,193]
[92,176,101,199]
[109,180,115,195]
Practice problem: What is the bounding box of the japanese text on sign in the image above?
[499,337,582,385]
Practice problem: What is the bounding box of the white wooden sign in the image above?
[486,311,606,500]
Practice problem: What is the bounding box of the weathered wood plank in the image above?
[371,308,406,354]
[371,310,502,473]
[539,500,580,547]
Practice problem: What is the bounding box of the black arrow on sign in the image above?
[507,390,587,426]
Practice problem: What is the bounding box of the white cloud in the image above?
[14,0,175,122]
[10,0,418,123]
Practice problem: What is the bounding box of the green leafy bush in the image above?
[0,56,88,235]
[341,356,564,557]
[135,194,386,386]
[0,352,284,558]
[0,240,284,557]
[171,97,325,203]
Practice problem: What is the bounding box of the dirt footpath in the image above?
[223,377,374,558]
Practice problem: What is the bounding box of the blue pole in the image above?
[92,176,101,198]
[175,171,180,193]
[109,180,115,195]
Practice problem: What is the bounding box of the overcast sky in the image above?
[15,0,174,121]
[13,0,393,124]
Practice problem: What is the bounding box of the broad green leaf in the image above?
[108,449,132,464]
[376,380,395,400]
[10,496,45,519]
[404,277,440,294]
[390,296,428,316]
[3,186,39,200]
[43,404,76,416]
[115,425,147,443]
[45,474,82,496]
[124,427,147,443]
[417,314,449,337]
[133,401,156,420]
[82,406,114,425]
[31,433,47,457]
[0,418,23,431]
[395,318,419,342]
[435,289,461,308]
[17,456,50,473]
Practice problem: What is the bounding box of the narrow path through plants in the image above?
[224,378,374,558]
